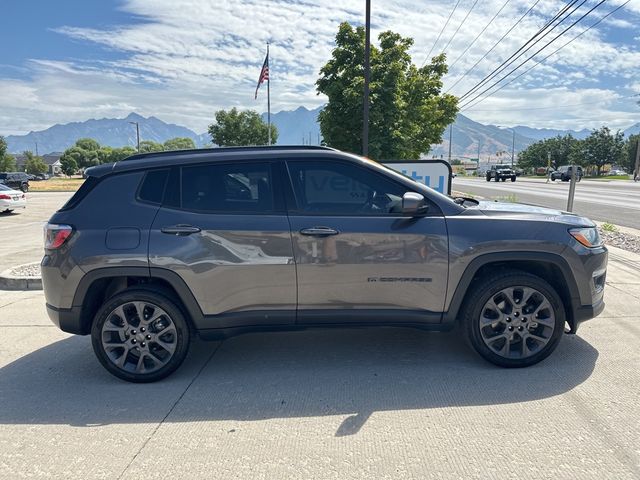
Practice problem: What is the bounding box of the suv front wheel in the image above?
[91,289,191,382]
[462,271,564,368]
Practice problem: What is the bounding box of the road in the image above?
[0,192,71,272]
[453,177,640,229]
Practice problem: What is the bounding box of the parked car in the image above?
[486,164,516,182]
[607,169,627,176]
[34,173,50,181]
[0,172,30,192]
[42,146,607,382]
[550,166,583,182]
[515,168,524,177]
[0,183,27,213]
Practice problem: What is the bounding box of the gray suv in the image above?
[42,146,607,382]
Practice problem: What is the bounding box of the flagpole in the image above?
[267,43,271,146]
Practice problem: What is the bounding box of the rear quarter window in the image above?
[58,176,101,211]
[137,169,169,204]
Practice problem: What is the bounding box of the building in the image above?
[13,153,63,175]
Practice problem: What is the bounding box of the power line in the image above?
[422,0,462,66]
[464,93,639,113]
[446,0,542,93]
[440,0,481,56]
[460,0,609,110]
[448,0,513,71]
[459,0,586,102]
[461,0,631,111]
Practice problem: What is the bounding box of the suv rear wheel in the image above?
[20,183,28,193]
[91,289,191,382]
[462,271,564,367]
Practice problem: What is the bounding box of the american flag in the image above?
[254,51,269,99]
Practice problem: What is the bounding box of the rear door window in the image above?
[180,163,274,214]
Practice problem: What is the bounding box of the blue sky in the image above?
[1,0,639,135]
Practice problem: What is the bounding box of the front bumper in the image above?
[45,303,87,335]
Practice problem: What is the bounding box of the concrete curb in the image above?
[0,267,43,291]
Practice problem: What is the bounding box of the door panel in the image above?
[148,162,296,325]
[289,216,448,317]
[285,159,449,322]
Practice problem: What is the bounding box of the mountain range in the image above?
[4,108,638,158]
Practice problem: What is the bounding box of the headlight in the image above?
[569,227,602,248]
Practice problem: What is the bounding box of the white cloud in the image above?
[1,0,640,135]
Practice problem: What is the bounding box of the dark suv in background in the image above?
[0,172,30,192]
[486,164,516,182]
[42,146,607,382]
[551,165,583,182]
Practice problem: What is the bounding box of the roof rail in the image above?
[122,144,336,161]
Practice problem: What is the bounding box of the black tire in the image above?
[91,289,191,382]
[20,183,28,193]
[486,175,491,182]
[461,270,565,368]
[511,176,516,182]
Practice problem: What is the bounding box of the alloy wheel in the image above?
[478,286,556,359]
[101,301,178,374]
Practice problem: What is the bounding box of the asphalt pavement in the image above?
[0,192,71,272]
[454,177,640,230]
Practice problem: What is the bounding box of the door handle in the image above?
[161,224,201,236]
[300,226,339,237]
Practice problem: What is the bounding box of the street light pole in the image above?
[129,121,140,152]
[362,0,371,157]
[498,125,516,167]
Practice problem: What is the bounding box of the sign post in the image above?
[567,165,577,212]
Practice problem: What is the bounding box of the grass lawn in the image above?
[586,175,632,181]
[29,177,84,192]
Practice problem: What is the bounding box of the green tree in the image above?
[208,108,278,146]
[518,135,581,171]
[60,155,78,176]
[109,146,137,162]
[0,136,16,172]
[316,22,458,159]
[580,127,625,176]
[164,137,196,151]
[23,151,48,174]
[626,134,639,174]
[75,138,100,151]
[139,140,164,153]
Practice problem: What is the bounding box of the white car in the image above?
[0,183,27,213]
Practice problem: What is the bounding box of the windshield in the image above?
[495,165,511,169]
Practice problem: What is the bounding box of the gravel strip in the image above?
[8,262,41,278]
[599,228,640,255]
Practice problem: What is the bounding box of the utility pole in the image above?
[477,141,480,163]
[362,0,371,157]
[448,124,453,163]
[129,121,140,152]
[546,151,551,183]
[511,129,515,168]
[35,142,39,156]
[635,138,640,180]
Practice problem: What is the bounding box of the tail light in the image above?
[0,194,10,200]
[44,224,74,250]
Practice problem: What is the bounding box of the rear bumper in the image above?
[45,303,87,335]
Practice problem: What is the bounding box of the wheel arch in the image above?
[444,252,580,331]
[72,267,204,335]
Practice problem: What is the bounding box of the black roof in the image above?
[123,145,336,162]
[87,145,346,178]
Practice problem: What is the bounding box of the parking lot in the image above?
[1,193,639,479]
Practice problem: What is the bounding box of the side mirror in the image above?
[402,192,429,216]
